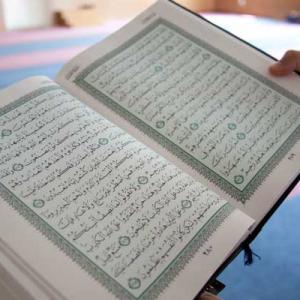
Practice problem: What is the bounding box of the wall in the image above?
[175,0,300,18]
[216,0,300,19]
[0,0,5,30]
[177,0,216,12]
[51,0,98,10]
[1,0,298,30]
[51,0,215,12]
[2,0,52,30]
[52,0,155,25]
[51,0,215,20]
[94,0,155,21]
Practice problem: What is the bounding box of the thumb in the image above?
[269,50,300,76]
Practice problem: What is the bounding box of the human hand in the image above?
[269,50,300,76]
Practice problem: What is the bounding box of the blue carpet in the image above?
[219,196,300,300]
[0,35,103,56]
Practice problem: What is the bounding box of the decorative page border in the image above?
[74,18,300,203]
[0,87,234,299]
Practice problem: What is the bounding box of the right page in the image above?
[56,0,300,224]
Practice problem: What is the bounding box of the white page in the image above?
[57,0,300,224]
[0,77,254,300]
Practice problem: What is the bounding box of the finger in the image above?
[269,50,300,76]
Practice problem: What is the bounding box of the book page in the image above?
[0,77,253,300]
[57,0,300,223]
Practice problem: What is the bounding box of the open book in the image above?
[0,1,299,299]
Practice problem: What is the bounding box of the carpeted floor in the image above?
[219,193,300,300]
[0,13,299,300]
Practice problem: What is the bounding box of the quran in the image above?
[0,1,299,299]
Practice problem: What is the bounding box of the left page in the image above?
[0,77,254,300]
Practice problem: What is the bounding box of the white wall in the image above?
[2,0,52,30]
[51,0,98,10]
[0,0,155,30]
[0,0,5,30]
